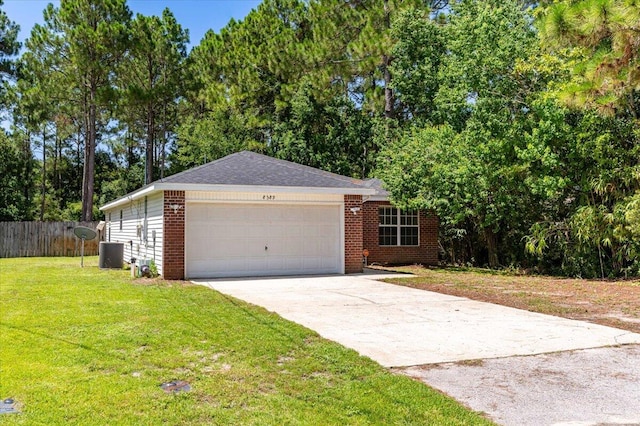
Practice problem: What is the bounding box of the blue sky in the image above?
[4,0,263,49]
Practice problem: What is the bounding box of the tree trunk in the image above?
[40,126,46,222]
[146,103,154,185]
[484,226,499,268]
[383,54,394,119]
[82,82,96,222]
[382,0,394,120]
[76,123,82,199]
[53,131,58,194]
[161,89,167,179]
[23,131,33,213]
[145,53,155,185]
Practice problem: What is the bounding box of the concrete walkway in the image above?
[402,345,640,426]
[195,274,640,425]
[194,274,640,367]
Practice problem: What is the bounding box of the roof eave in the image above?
[99,184,159,211]
[366,195,390,202]
[100,183,375,211]
[157,182,375,196]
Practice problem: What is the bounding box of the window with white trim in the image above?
[378,207,419,246]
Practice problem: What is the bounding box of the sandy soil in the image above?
[381,266,640,334]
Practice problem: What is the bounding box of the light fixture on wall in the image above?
[168,204,183,214]
[350,207,361,215]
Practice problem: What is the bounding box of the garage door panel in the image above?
[246,257,268,271]
[321,256,338,269]
[267,257,285,270]
[316,239,335,257]
[186,203,342,278]
[303,257,322,269]
[279,241,300,256]
[282,257,304,269]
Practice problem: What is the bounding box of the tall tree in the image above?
[271,83,374,177]
[307,0,427,119]
[389,7,445,121]
[533,0,640,276]
[378,0,538,268]
[538,0,640,115]
[119,9,188,185]
[31,0,131,221]
[0,0,19,77]
[0,130,35,221]
[0,0,20,114]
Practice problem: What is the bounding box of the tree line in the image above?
[1,0,638,277]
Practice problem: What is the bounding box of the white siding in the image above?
[104,192,164,273]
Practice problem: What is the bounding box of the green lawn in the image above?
[0,257,492,425]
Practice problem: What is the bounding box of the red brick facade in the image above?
[363,201,438,266]
[160,193,436,279]
[344,195,364,274]
[163,190,185,280]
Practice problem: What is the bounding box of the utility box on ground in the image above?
[99,242,124,269]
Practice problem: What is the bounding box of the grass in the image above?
[0,257,492,425]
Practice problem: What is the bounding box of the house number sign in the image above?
[262,195,276,201]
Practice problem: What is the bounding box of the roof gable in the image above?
[101,151,382,211]
[161,151,366,189]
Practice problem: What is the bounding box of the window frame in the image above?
[378,207,419,247]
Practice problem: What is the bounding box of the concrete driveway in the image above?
[195,273,640,425]
[194,273,640,367]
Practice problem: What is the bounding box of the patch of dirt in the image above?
[381,266,640,334]
[130,277,189,288]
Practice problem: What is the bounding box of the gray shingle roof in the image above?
[363,178,389,197]
[161,151,367,189]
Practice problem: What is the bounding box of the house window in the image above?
[108,212,111,241]
[119,210,123,231]
[378,207,419,246]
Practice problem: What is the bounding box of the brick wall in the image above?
[344,195,363,274]
[362,201,438,266]
[163,191,185,280]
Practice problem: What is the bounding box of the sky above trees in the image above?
[3,0,261,48]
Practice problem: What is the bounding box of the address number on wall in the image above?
[262,195,276,201]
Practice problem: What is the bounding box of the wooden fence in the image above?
[0,221,102,258]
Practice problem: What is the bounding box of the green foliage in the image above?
[0,0,20,110]
[271,84,375,177]
[433,0,536,129]
[380,0,539,268]
[523,109,640,277]
[118,8,188,184]
[148,259,158,277]
[537,0,640,113]
[0,132,34,221]
[390,8,445,121]
[173,108,264,170]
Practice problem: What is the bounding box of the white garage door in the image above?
[186,203,343,278]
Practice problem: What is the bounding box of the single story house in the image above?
[100,151,438,279]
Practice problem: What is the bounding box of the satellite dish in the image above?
[74,226,97,267]
[74,226,97,241]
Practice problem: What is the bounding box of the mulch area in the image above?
[382,266,640,334]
